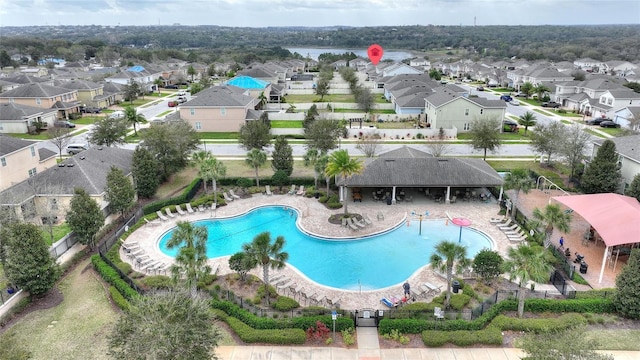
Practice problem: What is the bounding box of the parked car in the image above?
[510,99,520,106]
[54,121,76,128]
[586,118,608,125]
[514,92,527,97]
[600,121,620,128]
[109,110,125,119]
[500,95,513,102]
[66,143,88,155]
[541,102,560,108]
[80,106,101,114]
[476,86,485,91]
[168,101,178,107]
[176,96,187,104]
[165,85,178,89]
[176,90,187,96]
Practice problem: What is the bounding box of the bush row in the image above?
[213,309,306,344]
[422,326,503,347]
[524,298,615,313]
[91,255,139,301]
[142,178,203,215]
[491,313,586,334]
[109,286,130,311]
[212,300,353,331]
[217,176,319,187]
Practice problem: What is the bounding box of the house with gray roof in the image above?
[0,146,134,223]
[507,65,573,91]
[56,79,114,108]
[0,134,57,191]
[178,85,259,132]
[424,88,506,131]
[335,146,503,204]
[613,106,640,130]
[0,83,80,119]
[105,65,163,92]
[592,135,640,193]
[0,102,58,134]
[595,89,640,118]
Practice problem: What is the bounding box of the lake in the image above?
[286,47,415,62]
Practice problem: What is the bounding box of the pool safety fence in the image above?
[97,206,144,255]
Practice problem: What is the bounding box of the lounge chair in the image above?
[156,210,169,221]
[489,216,506,224]
[223,192,234,202]
[144,218,161,226]
[346,217,359,231]
[165,207,176,218]
[503,227,524,235]
[265,185,273,196]
[342,218,348,227]
[287,185,296,195]
[496,219,512,228]
[500,224,519,232]
[377,211,384,221]
[121,242,139,253]
[363,215,373,225]
[176,204,186,216]
[354,217,367,228]
[296,185,305,196]
[186,203,195,213]
[198,204,205,212]
[434,307,445,320]
[380,297,398,308]
[229,189,241,199]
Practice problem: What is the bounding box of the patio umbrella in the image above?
[451,217,472,243]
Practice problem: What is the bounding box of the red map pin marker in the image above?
[367,44,384,65]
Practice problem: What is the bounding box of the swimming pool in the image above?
[158,206,493,291]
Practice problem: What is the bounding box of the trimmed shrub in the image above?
[141,275,172,289]
[449,293,472,310]
[109,286,130,311]
[91,255,139,301]
[491,313,586,333]
[272,296,300,311]
[524,298,615,313]
[197,273,217,289]
[142,178,203,214]
[422,326,503,347]
[213,309,306,344]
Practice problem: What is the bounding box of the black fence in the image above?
[97,207,143,255]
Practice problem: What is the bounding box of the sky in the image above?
[0,0,639,27]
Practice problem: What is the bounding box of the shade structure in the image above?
[451,217,472,243]
[551,193,640,283]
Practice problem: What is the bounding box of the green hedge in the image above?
[213,309,306,344]
[217,176,316,187]
[491,313,586,334]
[91,255,139,301]
[142,178,203,215]
[212,300,353,331]
[272,296,300,311]
[422,326,503,347]
[524,298,615,313]
[109,286,130,311]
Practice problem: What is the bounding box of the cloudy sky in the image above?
[1,0,638,27]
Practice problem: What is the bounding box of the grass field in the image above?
[41,222,71,246]
[270,120,303,128]
[586,329,640,351]
[0,259,119,360]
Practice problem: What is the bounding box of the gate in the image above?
[551,270,569,295]
[354,308,379,327]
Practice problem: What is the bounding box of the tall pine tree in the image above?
[131,147,160,198]
[581,140,621,194]
[67,188,104,249]
[614,249,640,319]
[625,174,640,202]
[271,136,293,176]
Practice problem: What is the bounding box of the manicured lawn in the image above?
[457,129,531,141]
[332,108,396,114]
[41,222,71,246]
[585,329,640,351]
[5,132,49,140]
[74,116,100,125]
[156,110,173,117]
[533,109,556,117]
[598,127,625,136]
[285,94,356,103]
[584,129,608,138]
[270,120,303,128]
[153,166,199,200]
[199,132,238,140]
[0,258,118,359]
[559,112,583,118]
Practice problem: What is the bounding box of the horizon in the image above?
[1,0,638,28]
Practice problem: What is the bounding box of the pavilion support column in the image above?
[598,245,609,284]
[392,186,397,204]
[498,186,504,202]
[339,186,344,202]
[445,186,451,204]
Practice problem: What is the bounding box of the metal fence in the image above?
[49,233,79,259]
[97,207,143,255]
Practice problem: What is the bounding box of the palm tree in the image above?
[520,82,534,98]
[166,221,211,298]
[192,150,212,193]
[518,111,537,135]
[124,106,146,136]
[430,241,470,309]
[503,169,534,220]
[242,232,289,304]
[533,84,550,101]
[245,149,267,187]
[207,157,227,205]
[325,149,363,215]
[531,204,572,248]
[317,153,331,196]
[503,244,553,317]
[153,78,164,94]
[303,148,321,189]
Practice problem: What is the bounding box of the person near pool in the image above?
[559,236,564,249]
[403,281,411,297]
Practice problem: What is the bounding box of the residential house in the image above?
[0,147,134,224]
[178,85,259,132]
[3,74,53,86]
[0,102,58,134]
[409,58,431,71]
[593,88,640,118]
[331,60,348,70]
[20,68,48,77]
[376,62,422,78]
[574,58,607,73]
[613,106,640,130]
[554,77,625,115]
[56,79,112,108]
[507,65,573,92]
[424,88,506,131]
[349,58,370,71]
[0,135,57,191]
[238,67,279,86]
[0,79,22,92]
[0,83,80,119]
[592,135,640,194]
[104,65,163,92]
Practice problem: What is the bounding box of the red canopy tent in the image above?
[552,193,640,283]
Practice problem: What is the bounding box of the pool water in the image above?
[158,206,493,290]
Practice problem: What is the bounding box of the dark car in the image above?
[541,102,560,108]
[586,118,608,125]
[54,121,76,128]
[476,86,485,91]
[600,121,620,128]
[500,95,513,102]
[165,85,178,89]
[503,119,519,132]
[80,106,101,114]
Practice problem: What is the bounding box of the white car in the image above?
[510,99,520,106]
[176,90,187,96]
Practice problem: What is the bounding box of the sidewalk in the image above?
[215,346,639,360]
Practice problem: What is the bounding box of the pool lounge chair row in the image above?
[343,215,373,231]
[152,203,215,223]
[287,185,305,195]
[493,218,529,242]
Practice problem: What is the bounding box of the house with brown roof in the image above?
[0,102,58,134]
[0,83,80,119]
[0,135,57,191]
[178,85,260,132]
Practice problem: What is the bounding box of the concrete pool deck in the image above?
[123,190,519,310]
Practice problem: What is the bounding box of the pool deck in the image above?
[123,191,519,310]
